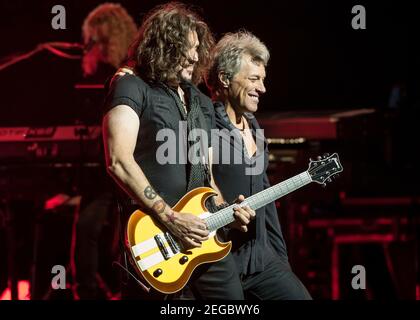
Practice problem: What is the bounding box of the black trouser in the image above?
[188,253,245,299]
[241,252,312,300]
[121,253,243,300]
[191,250,311,300]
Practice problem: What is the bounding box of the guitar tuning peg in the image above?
[317,156,322,160]
[327,178,332,183]
[322,183,327,188]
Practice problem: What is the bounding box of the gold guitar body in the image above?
[126,187,231,294]
[125,153,344,294]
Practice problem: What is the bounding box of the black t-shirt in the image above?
[103,74,215,207]
[212,102,288,276]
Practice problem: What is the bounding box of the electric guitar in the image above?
[126,153,343,294]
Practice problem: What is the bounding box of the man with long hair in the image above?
[206,31,312,299]
[102,2,254,299]
[82,3,137,78]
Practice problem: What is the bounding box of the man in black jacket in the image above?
[206,30,312,300]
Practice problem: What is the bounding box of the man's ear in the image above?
[218,72,230,88]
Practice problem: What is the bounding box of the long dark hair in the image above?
[127,2,214,86]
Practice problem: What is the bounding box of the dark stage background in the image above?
[0,0,419,300]
[0,0,415,123]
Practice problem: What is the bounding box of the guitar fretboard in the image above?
[205,171,312,232]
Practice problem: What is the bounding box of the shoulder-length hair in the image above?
[127,2,214,86]
[206,30,269,98]
[82,3,137,76]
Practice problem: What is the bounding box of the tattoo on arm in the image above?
[152,200,166,214]
[144,186,157,200]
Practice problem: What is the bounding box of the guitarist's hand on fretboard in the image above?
[228,195,256,233]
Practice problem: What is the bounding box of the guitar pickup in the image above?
[154,235,170,260]
[164,232,181,254]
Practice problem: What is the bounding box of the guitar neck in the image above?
[205,171,312,232]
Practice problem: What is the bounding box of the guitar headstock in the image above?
[308,153,343,185]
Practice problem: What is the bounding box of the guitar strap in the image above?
[159,81,212,191]
[116,198,129,283]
